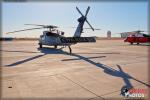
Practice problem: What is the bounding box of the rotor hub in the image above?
[78,16,86,23]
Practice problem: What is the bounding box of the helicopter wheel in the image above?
[68,46,72,54]
[39,43,42,48]
[137,43,139,45]
[54,45,57,48]
[130,42,133,45]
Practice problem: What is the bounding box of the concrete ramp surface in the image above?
[1,39,149,99]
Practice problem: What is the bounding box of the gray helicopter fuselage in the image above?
[39,31,95,47]
[39,31,71,46]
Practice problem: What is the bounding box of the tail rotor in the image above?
[76,6,94,31]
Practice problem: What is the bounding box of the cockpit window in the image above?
[40,35,44,38]
[46,32,60,37]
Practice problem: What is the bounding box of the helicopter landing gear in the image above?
[130,42,133,45]
[54,45,57,48]
[68,46,72,54]
[39,43,42,48]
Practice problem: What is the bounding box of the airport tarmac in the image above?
[1,39,150,99]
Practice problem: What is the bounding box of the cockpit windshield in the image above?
[46,32,60,37]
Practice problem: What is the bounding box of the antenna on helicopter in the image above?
[76,6,94,31]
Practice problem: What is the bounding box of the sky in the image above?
[2,1,148,38]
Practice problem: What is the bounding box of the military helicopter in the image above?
[6,6,100,53]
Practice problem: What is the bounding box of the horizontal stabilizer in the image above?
[143,34,150,38]
[60,37,96,43]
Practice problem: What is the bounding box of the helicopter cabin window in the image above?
[61,32,64,36]
[40,35,44,38]
[46,32,50,36]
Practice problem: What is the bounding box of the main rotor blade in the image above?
[84,28,100,30]
[61,27,100,30]
[24,24,46,26]
[76,7,84,16]
[85,20,94,31]
[85,6,90,17]
[133,30,146,33]
[6,27,43,34]
[25,24,58,28]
